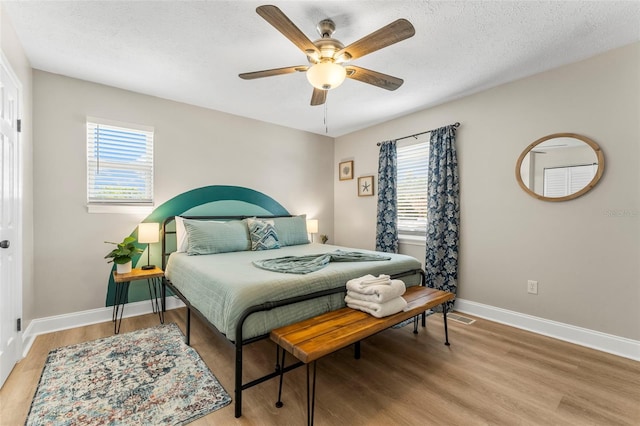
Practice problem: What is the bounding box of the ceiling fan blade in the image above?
[311,88,327,106]
[336,19,415,61]
[345,65,404,90]
[239,66,308,80]
[256,5,320,56]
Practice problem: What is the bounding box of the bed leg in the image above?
[275,346,285,408]
[274,344,281,372]
[235,339,243,418]
[186,308,191,346]
[442,303,450,346]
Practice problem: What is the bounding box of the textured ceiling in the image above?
[4,1,640,137]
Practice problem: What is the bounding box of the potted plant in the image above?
[105,236,143,274]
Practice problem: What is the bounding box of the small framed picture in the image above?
[358,176,374,196]
[339,160,354,180]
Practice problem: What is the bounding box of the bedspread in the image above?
[165,243,422,341]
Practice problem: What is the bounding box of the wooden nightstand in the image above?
[112,266,165,334]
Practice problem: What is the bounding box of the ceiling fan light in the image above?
[306,62,346,90]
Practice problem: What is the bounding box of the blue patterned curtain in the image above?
[425,126,459,310]
[375,141,398,253]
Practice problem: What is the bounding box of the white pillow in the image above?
[175,216,189,252]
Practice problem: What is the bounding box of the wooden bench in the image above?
[270,285,455,425]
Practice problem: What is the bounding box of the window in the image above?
[397,140,429,235]
[87,118,154,206]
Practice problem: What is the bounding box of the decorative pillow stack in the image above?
[247,218,280,251]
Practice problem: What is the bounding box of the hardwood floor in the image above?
[1,308,638,425]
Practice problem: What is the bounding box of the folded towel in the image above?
[346,274,378,287]
[346,279,406,303]
[345,295,408,318]
[346,274,394,293]
[360,274,392,286]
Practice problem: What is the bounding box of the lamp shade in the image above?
[306,219,319,234]
[138,222,159,244]
[306,62,346,90]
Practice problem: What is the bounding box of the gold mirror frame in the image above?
[515,133,604,202]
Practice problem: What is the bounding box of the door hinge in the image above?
[17,119,22,133]
[17,318,21,332]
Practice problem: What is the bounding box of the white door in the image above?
[0,52,22,388]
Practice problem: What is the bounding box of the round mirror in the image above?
[516,133,604,202]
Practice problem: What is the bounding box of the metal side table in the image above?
[112,267,165,333]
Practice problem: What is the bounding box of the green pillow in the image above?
[273,215,309,246]
[183,219,250,255]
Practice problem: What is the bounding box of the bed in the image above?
[161,214,424,418]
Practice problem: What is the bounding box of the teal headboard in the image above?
[105,185,290,306]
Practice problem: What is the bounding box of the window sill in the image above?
[87,204,155,215]
[398,234,426,246]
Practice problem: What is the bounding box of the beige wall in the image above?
[32,71,334,318]
[1,5,34,326]
[10,0,640,345]
[335,42,640,341]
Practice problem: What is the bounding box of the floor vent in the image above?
[447,313,475,325]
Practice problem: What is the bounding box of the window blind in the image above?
[87,120,154,204]
[397,141,429,235]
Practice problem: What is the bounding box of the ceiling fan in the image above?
[239,5,415,106]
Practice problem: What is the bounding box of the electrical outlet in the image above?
[527,280,538,294]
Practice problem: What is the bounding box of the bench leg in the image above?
[413,315,419,334]
[354,341,361,359]
[275,346,285,408]
[442,303,451,346]
[307,361,317,426]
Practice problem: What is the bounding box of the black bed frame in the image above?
[160,215,425,418]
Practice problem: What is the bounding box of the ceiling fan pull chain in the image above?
[324,100,329,134]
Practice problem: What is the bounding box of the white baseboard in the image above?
[20,297,639,362]
[455,298,640,361]
[21,297,185,358]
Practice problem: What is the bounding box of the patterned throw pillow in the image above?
[248,219,280,251]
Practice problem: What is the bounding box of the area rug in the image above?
[26,323,231,425]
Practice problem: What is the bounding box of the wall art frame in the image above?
[339,160,354,180]
[358,175,374,196]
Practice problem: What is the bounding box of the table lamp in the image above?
[306,219,319,243]
[138,222,159,270]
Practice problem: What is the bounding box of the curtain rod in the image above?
[377,122,460,146]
